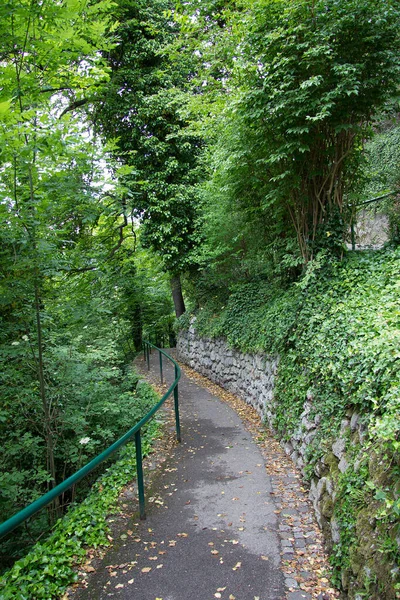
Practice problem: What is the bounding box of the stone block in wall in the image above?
[338,456,350,473]
[350,413,360,431]
[332,438,346,460]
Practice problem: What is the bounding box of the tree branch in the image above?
[59,98,89,118]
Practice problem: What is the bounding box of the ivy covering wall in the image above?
[177,247,400,598]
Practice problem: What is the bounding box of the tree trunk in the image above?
[132,304,143,352]
[170,274,186,318]
[34,281,61,524]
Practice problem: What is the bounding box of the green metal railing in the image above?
[0,342,181,539]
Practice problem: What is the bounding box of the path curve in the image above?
[71,349,339,600]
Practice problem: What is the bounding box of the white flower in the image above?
[22,335,29,341]
[11,341,20,346]
[79,437,91,445]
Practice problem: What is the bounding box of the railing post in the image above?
[159,350,163,384]
[135,430,146,520]
[351,219,356,250]
[174,364,181,443]
[146,344,150,371]
[143,342,146,362]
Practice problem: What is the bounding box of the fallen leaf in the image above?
[141,567,152,573]
[115,584,124,589]
[85,566,95,573]
[177,533,188,538]
[229,596,236,600]
[232,562,241,571]
[156,564,163,569]
[128,579,134,584]
[217,587,226,592]
[215,595,221,599]
[149,556,158,561]
[211,550,219,555]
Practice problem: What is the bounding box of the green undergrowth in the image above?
[0,382,160,600]
[180,246,400,456]
[178,246,400,596]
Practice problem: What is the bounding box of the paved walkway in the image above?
[72,350,337,600]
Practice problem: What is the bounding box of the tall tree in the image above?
[227,0,400,262]
[95,0,204,317]
[179,0,400,274]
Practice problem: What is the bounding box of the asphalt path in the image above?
[73,349,286,600]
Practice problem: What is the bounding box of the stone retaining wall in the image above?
[177,322,395,599]
[177,322,278,423]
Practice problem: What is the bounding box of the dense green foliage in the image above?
[184,249,399,449]
[0,407,159,599]
[181,0,400,278]
[0,0,175,576]
[96,0,204,294]
[1,0,400,597]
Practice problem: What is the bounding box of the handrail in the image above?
[0,342,181,539]
[357,190,397,207]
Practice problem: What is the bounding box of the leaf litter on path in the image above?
[179,362,340,599]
